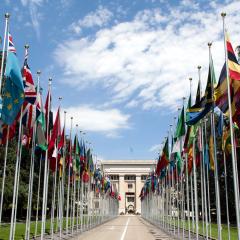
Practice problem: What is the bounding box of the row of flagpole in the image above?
[0,12,120,240]
[141,12,240,240]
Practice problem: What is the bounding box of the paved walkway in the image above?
[72,215,173,240]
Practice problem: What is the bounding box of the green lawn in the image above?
[0,215,101,240]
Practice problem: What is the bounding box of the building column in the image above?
[119,175,125,214]
[135,175,141,214]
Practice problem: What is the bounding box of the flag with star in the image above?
[1,51,24,125]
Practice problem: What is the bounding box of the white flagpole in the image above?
[59,110,66,239]
[34,150,42,238]
[190,172,195,233]
[197,65,206,237]
[13,126,24,237]
[0,13,10,93]
[201,120,209,240]
[193,139,199,240]
[0,12,10,226]
[223,148,231,240]
[221,13,240,240]
[50,97,62,238]
[208,42,222,240]
[186,77,192,240]
[71,124,78,235]
[204,117,212,237]
[9,106,23,240]
[0,126,9,225]
[40,77,52,239]
[66,116,73,234]
[25,52,40,240]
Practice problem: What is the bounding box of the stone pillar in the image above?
[135,175,141,214]
[119,175,125,214]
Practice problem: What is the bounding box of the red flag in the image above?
[48,108,61,172]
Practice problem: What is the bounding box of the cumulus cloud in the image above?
[54,1,240,112]
[69,6,113,34]
[60,105,130,137]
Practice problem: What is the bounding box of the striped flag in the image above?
[214,33,240,125]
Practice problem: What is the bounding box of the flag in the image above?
[155,138,169,176]
[58,127,65,178]
[1,51,24,125]
[22,47,37,104]
[48,108,61,172]
[86,149,94,174]
[0,120,16,145]
[175,106,185,138]
[36,92,47,150]
[73,135,80,171]
[215,33,240,125]
[44,90,53,133]
[209,135,215,171]
[195,80,201,103]
[186,55,215,126]
[8,33,16,54]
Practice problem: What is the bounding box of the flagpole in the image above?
[34,152,42,238]
[71,124,78,234]
[169,124,175,236]
[40,77,52,239]
[223,147,231,240]
[66,116,73,234]
[59,110,66,239]
[0,13,10,93]
[190,170,195,233]
[181,97,186,239]
[204,117,212,237]
[25,45,39,240]
[201,121,209,240]
[9,106,23,240]
[76,125,80,233]
[0,125,9,225]
[50,97,62,238]
[0,13,10,225]
[197,65,206,237]
[208,42,222,240]
[13,124,24,238]
[193,138,199,240]
[221,12,240,240]
[186,77,192,240]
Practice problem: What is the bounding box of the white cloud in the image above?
[60,105,130,137]
[21,0,43,38]
[54,1,240,112]
[69,6,113,34]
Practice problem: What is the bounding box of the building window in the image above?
[124,175,136,181]
[113,183,118,191]
[127,197,134,202]
[109,175,119,180]
[128,184,133,189]
[141,175,148,181]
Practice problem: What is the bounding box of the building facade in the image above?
[101,160,156,214]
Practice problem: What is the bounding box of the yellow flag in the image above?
[209,135,215,171]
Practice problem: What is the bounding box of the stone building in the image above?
[101,160,156,214]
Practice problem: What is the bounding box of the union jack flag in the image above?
[23,47,37,104]
[16,47,40,130]
[8,32,16,53]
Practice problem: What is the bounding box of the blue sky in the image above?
[1,0,240,160]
